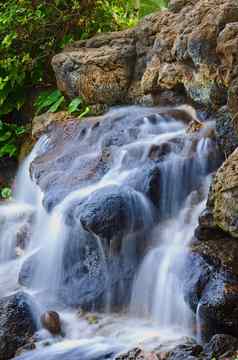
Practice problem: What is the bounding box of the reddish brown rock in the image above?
[41,311,61,335]
[52,0,238,115]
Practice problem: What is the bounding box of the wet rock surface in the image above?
[183,248,238,341]
[69,185,154,242]
[203,334,238,359]
[0,292,37,360]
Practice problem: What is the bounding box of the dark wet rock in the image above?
[19,230,138,310]
[203,334,238,358]
[166,338,203,360]
[40,311,61,335]
[59,249,137,309]
[0,292,37,360]
[197,273,238,342]
[30,107,174,211]
[183,253,212,313]
[124,163,160,208]
[191,238,238,276]
[14,341,36,357]
[0,157,18,187]
[70,185,154,243]
[183,245,238,342]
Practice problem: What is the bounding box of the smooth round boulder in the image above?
[40,311,61,335]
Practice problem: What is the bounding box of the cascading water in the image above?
[0,106,220,359]
[0,136,48,264]
[130,135,213,334]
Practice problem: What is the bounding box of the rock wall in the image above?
[52,0,238,155]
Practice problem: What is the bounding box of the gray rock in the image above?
[0,292,37,360]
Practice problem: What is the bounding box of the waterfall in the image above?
[130,135,213,334]
[0,106,221,359]
[0,136,48,264]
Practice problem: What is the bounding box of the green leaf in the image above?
[48,95,65,113]
[1,187,12,199]
[14,126,26,136]
[34,90,63,114]
[0,131,12,142]
[68,97,82,114]
[78,106,91,119]
[0,143,17,158]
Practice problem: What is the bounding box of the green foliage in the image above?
[139,0,169,17]
[125,0,168,18]
[0,120,26,159]
[34,90,63,115]
[68,98,82,114]
[0,0,167,119]
[34,90,91,118]
[0,0,138,119]
[1,187,12,200]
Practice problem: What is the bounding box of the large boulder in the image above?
[68,185,154,244]
[0,292,37,360]
[30,106,167,211]
[52,31,137,105]
[52,0,238,119]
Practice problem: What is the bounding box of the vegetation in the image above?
[0,187,12,200]
[0,120,26,158]
[34,90,90,117]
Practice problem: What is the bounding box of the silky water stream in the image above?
[0,106,220,359]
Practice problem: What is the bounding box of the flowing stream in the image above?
[0,106,219,359]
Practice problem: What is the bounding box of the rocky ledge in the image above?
[52,0,238,157]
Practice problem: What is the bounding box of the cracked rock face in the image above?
[52,0,238,115]
[206,148,238,238]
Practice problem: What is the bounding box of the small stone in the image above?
[41,311,61,335]
[186,120,204,134]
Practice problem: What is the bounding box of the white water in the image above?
[0,106,219,359]
[130,181,209,332]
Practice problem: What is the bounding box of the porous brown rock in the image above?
[207,148,238,238]
[52,0,238,119]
